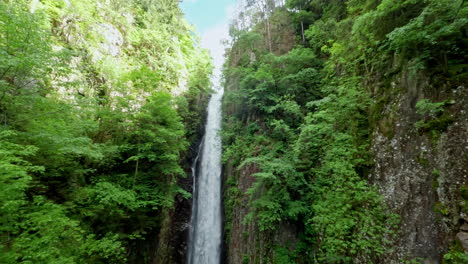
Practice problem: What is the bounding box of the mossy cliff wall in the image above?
[220,1,467,263]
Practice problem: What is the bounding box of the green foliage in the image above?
[273,246,295,264]
[8,197,126,264]
[415,99,446,116]
[223,30,396,264]
[402,258,424,264]
[224,175,242,238]
[128,92,186,178]
[295,81,397,262]
[443,243,468,264]
[0,0,53,90]
[0,0,212,262]
[242,254,250,264]
[0,131,41,234]
[386,0,467,55]
[414,99,454,140]
[243,154,305,231]
[219,0,468,262]
[433,202,450,216]
[224,0,466,261]
[0,132,126,263]
[223,59,397,261]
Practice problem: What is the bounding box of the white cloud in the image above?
[199,2,237,88]
[201,23,229,84]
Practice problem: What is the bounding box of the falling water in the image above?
[188,87,224,264]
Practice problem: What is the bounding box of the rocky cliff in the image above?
[370,69,467,263]
[220,1,467,262]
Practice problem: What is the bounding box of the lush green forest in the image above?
[222,0,467,263]
[1,0,467,263]
[0,0,212,263]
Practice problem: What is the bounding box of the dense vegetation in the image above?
[0,0,211,263]
[222,0,467,263]
[1,0,467,263]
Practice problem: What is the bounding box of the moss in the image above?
[415,99,455,142]
[459,185,468,200]
[447,64,468,84]
[370,95,388,122]
[416,155,429,167]
[442,241,468,264]
[432,179,440,190]
[460,185,468,214]
[242,254,250,264]
[224,178,242,241]
[377,116,396,139]
[243,231,249,241]
[434,202,450,216]
[153,208,175,263]
[402,258,424,264]
[431,169,441,189]
[421,114,454,137]
[369,92,396,139]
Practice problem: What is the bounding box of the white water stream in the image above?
[187,87,224,264]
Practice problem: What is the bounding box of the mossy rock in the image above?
[460,185,468,201]
[418,113,454,134]
[434,202,450,216]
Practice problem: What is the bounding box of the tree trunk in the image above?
[301,21,305,43]
[266,18,272,52]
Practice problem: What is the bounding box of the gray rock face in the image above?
[370,67,468,263]
[460,223,468,232]
[456,221,468,251]
[456,231,468,250]
[98,23,123,57]
[91,23,124,62]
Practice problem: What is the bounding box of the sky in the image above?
[180,0,237,83]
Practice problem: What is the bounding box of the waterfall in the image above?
[188,87,224,264]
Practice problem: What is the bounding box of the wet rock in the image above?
[460,223,468,232]
[456,231,468,250]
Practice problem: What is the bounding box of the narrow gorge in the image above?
[188,87,224,264]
